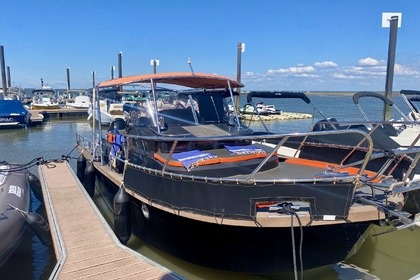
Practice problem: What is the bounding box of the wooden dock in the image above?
[38,160,181,280]
[29,108,89,119]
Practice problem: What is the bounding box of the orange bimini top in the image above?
[97,72,243,90]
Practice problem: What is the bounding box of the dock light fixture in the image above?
[150,59,160,74]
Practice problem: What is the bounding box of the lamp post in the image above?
[150,59,159,74]
[382,13,401,121]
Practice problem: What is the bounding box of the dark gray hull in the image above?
[0,166,30,267]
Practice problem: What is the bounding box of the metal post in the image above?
[118,52,123,78]
[6,66,11,88]
[236,42,245,113]
[118,52,123,91]
[66,67,71,90]
[91,71,97,161]
[383,16,399,121]
[0,46,7,99]
[150,59,159,74]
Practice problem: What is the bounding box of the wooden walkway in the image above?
[38,161,181,280]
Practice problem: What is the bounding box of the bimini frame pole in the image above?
[150,78,160,134]
[227,80,241,128]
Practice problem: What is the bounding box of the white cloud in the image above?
[394,64,420,76]
[342,65,386,76]
[267,65,316,76]
[314,61,338,68]
[332,73,358,80]
[242,56,420,91]
[358,57,385,66]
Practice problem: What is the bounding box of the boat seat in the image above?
[154,147,267,168]
[284,158,382,183]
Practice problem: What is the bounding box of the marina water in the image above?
[0,94,419,279]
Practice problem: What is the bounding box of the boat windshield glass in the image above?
[124,90,234,127]
[0,165,8,185]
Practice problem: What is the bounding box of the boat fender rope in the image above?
[277,203,304,280]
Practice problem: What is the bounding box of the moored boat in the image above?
[65,90,91,109]
[30,80,60,110]
[77,72,420,274]
[0,162,31,267]
[351,91,420,148]
[399,89,420,121]
[0,99,30,128]
[66,95,91,109]
[238,92,313,121]
[87,99,125,126]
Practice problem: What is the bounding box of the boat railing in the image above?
[76,133,102,160]
[76,128,420,192]
[124,129,377,183]
[312,119,420,150]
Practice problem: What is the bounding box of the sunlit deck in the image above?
[38,161,181,280]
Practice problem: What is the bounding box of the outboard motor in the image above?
[108,117,126,132]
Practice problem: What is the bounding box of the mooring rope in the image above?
[279,203,304,280]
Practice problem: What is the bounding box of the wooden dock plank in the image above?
[38,161,181,280]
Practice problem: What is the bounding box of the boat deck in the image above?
[38,161,180,280]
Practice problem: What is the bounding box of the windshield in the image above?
[123,90,236,127]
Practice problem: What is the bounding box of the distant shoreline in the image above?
[241,91,402,97]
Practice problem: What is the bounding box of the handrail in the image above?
[125,129,375,181]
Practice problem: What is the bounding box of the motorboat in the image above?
[77,72,420,274]
[240,102,281,115]
[65,90,91,109]
[87,99,125,126]
[0,99,30,128]
[30,84,60,110]
[399,90,420,121]
[0,162,31,267]
[350,91,420,148]
[238,92,312,121]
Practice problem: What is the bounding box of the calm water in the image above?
[0,94,419,279]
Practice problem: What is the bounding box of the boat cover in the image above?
[0,100,28,115]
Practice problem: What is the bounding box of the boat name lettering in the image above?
[0,117,15,122]
[9,185,23,198]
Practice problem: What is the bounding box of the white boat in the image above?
[240,102,281,115]
[30,81,60,110]
[352,91,420,148]
[66,90,91,110]
[88,99,125,126]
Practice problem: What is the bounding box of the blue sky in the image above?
[1,0,420,91]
